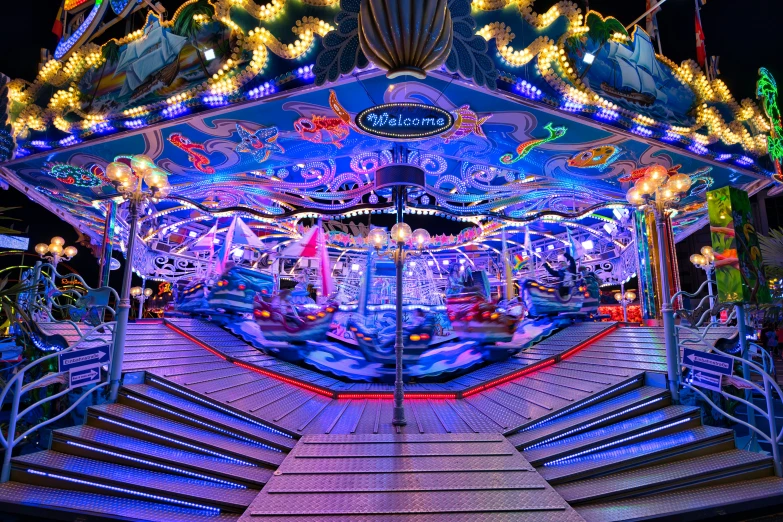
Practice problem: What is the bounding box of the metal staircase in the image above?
[0,375,295,521]
[512,384,783,521]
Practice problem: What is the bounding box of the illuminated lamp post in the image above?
[690,246,717,324]
[626,165,691,401]
[131,286,154,319]
[105,155,172,401]
[35,237,78,270]
[613,289,637,323]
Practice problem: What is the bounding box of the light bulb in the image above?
[131,286,142,296]
[51,236,65,247]
[626,291,636,301]
[63,246,78,258]
[700,246,714,262]
[35,243,49,255]
[48,243,63,255]
[106,161,132,182]
[646,165,668,187]
[626,188,643,205]
[131,155,155,176]
[144,288,153,297]
[390,222,412,243]
[634,178,654,195]
[669,173,692,193]
[614,292,622,302]
[367,228,388,249]
[411,228,431,249]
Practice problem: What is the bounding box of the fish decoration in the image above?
[440,105,491,143]
[500,122,567,164]
[168,133,215,174]
[567,145,622,171]
[618,164,682,183]
[294,115,350,148]
[235,124,284,164]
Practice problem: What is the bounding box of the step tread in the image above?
[88,403,285,466]
[509,386,669,448]
[523,405,700,463]
[0,481,239,522]
[12,450,258,508]
[576,476,783,522]
[54,425,274,486]
[122,382,295,449]
[538,426,734,483]
[555,449,772,503]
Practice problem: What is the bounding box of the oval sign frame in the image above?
[355,103,454,140]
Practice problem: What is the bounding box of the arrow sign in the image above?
[59,346,110,372]
[682,348,732,376]
[69,365,101,389]
[690,370,723,392]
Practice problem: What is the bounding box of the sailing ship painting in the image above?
[78,13,236,114]
[570,27,696,125]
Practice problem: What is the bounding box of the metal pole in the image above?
[99,201,116,287]
[707,266,716,324]
[1,377,22,482]
[763,374,782,477]
[392,187,406,427]
[109,198,139,402]
[621,280,628,322]
[656,210,679,402]
[137,280,145,319]
[625,0,670,30]
[736,304,759,449]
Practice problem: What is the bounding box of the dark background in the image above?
[0,0,780,291]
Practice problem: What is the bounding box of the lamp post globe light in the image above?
[690,246,717,324]
[105,155,172,401]
[370,221,431,427]
[613,290,637,323]
[131,286,154,319]
[626,165,692,402]
[34,237,78,269]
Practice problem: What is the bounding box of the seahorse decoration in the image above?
[757,67,783,183]
[500,122,567,164]
[168,133,215,174]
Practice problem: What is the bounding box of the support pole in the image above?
[763,373,782,477]
[737,304,760,449]
[98,201,116,287]
[109,198,139,402]
[392,187,406,427]
[656,211,679,402]
[707,267,717,324]
[620,281,628,322]
[137,279,145,319]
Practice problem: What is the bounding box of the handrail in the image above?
[0,316,116,482]
[676,309,782,477]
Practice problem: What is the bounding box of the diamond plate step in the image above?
[86,403,285,468]
[539,426,735,484]
[53,425,274,488]
[523,405,702,466]
[576,476,783,522]
[11,450,258,513]
[509,386,671,449]
[0,481,240,522]
[120,381,296,451]
[555,449,774,504]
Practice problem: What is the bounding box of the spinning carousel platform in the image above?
[0,320,781,521]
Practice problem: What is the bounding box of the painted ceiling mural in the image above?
[0,0,777,267]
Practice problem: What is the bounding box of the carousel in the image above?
[0,0,777,386]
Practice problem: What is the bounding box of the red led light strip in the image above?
[558,323,619,360]
[233,362,333,397]
[461,358,555,398]
[336,393,457,400]
[165,323,227,361]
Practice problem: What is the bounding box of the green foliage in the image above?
[102,40,120,64]
[585,13,628,46]
[760,228,783,278]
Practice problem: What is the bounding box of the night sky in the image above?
[0,0,780,286]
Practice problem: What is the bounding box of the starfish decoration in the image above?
[235,124,284,163]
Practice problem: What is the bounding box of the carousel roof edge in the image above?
[0,0,775,179]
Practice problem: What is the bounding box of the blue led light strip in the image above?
[124,395,281,452]
[542,417,693,466]
[26,469,220,512]
[149,375,292,438]
[523,397,665,450]
[97,416,255,466]
[518,378,642,433]
[64,441,246,488]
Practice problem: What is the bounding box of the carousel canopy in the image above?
[0,0,777,282]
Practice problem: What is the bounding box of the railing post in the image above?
[1,377,22,482]
[763,375,782,476]
[656,213,679,402]
[737,304,760,450]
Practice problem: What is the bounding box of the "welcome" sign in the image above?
[356,103,454,140]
